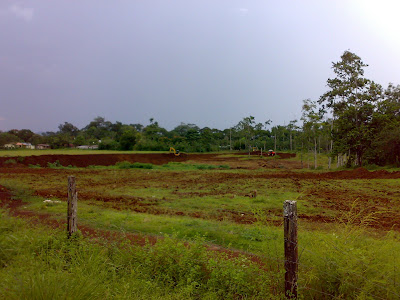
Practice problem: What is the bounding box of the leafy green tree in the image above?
[58,122,79,137]
[368,83,400,165]
[143,120,167,141]
[319,51,382,166]
[301,99,323,168]
[84,116,112,140]
[287,120,298,151]
[8,129,35,143]
[0,132,20,145]
[235,116,256,152]
[74,135,86,146]
[119,128,137,150]
[131,123,144,132]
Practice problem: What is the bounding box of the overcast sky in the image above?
[1,1,400,132]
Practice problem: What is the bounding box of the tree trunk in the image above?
[314,137,317,169]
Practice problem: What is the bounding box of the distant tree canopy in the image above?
[2,50,399,167]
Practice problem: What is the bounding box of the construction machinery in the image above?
[267,149,276,156]
[169,147,180,156]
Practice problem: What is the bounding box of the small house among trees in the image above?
[36,144,51,150]
[15,142,35,149]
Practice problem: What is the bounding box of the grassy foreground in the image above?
[0,210,281,300]
[2,184,400,299]
[2,151,400,298]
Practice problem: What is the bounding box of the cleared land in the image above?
[1,152,400,299]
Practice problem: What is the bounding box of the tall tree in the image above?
[58,122,79,137]
[235,116,256,152]
[301,99,323,168]
[369,83,400,165]
[319,51,382,166]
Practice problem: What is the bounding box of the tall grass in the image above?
[2,180,400,298]
[0,210,283,299]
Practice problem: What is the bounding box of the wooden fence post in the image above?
[67,176,78,237]
[284,200,298,299]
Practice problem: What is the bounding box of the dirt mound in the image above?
[0,153,191,168]
[276,152,296,159]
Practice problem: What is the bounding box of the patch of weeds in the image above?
[45,161,76,169]
[4,159,17,165]
[47,160,62,168]
[218,165,230,169]
[28,164,41,169]
[47,160,60,168]
[196,164,217,170]
[87,165,106,169]
[116,161,154,169]
[252,198,267,204]
[365,164,380,171]
[161,162,183,168]
[17,156,25,163]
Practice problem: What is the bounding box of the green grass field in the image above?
[1,152,400,298]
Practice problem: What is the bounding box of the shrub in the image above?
[28,164,41,168]
[4,159,17,165]
[115,161,154,169]
[218,165,230,169]
[47,160,62,168]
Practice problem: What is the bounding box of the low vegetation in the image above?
[0,211,279,299]
[1,152,400,298]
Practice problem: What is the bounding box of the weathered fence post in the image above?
[67,176,78,237]
[284,200,298,299]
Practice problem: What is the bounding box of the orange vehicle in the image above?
[169,147,180,156]
[267,149,276,156]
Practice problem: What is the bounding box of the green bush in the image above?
[28,164,41,168]
[196,164,217,170]
[116,161,154,169]
[4,159,16,165]
[218,165,230,169]
[47,160,62,168]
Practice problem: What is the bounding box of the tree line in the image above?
[0,116,296,153]
[1,50,399,167]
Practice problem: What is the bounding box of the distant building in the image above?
[3,143,16,149]
[76,145,98,150]
[36,144,51,150]
[15,142,35,149]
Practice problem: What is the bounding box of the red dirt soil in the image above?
[0,152,297,168]
[0,153,190,167]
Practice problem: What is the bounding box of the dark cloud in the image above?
[1,1,399,132]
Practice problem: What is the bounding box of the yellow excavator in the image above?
[169,147,180,156]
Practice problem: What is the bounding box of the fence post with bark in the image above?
[284,200,298,299]
[67,176,78,237]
